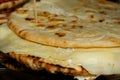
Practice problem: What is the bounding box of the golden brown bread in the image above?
[8,0,120,48]
[0,0,120,78]
[1,22,120,75]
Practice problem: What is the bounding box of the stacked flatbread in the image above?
[0,0,29,24]
[0,0,120,80]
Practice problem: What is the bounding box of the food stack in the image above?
[0,0,120,80]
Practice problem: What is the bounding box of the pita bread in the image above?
[0,23,120,76]
[0,0,29,24]
[8,0,120,48]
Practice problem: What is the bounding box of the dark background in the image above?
[109,0,120,2]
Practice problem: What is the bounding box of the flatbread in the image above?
[8,0,120,48]
[7,52,90,76]
[0,0,29,10]
[0,23,90,76]
[0,52,26,71]
[0,0,29,24]
[0,14,7,24]
[0,23,120,75]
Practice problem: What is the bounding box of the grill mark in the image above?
[46,25,58,30]
[55,32,66,37]
[99,19,105,22]
[8,21,18,32]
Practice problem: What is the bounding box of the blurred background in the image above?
[109,0,120,2]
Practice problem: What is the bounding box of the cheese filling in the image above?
[0,23,120,75]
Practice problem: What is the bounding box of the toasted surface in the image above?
[0,51,26,71]
[7,52,90,76]
[0,0,29,10]
[0,51,91,77]
[0,51,96,80]
[0,0,29,24]
[1,23,120,75]
[8,0,120,48]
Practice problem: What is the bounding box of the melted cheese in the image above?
[0,23,120,75]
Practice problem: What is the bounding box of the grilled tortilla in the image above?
[0,0,120,80]
[0,23,120,75]
[8,0,120,48]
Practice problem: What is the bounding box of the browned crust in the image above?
[7,52,91,76]
[0,51,26,70]
[0,0,29,25]
[1,61,26,71]
[0,0,29,10]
